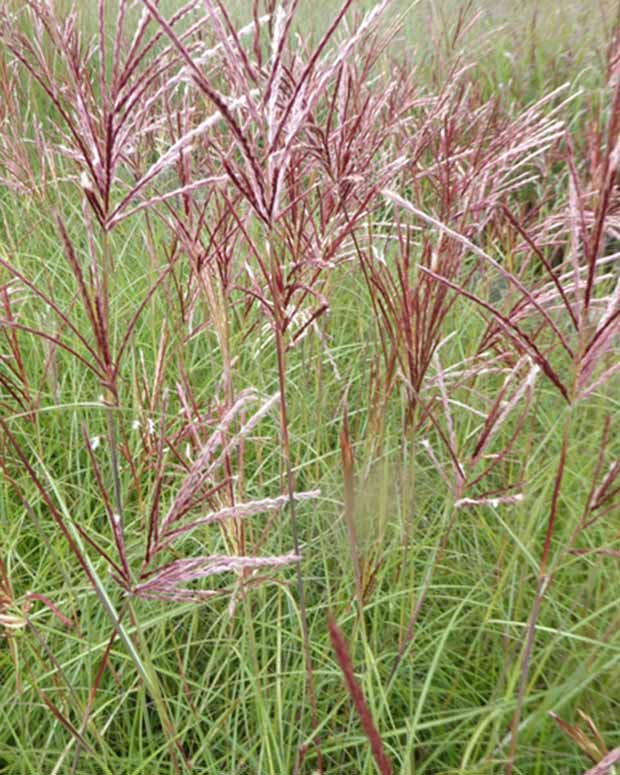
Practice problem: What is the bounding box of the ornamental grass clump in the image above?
[0,2,619,774]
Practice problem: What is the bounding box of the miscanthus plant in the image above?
[1,1,619,774]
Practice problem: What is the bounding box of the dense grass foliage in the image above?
[1,1,620,773]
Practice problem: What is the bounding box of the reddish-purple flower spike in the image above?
[3,0,203,228]
[139,0,406,336]
[0,43,48,198]
[414,71,620,407]
[154,492,320,553]
[133,554,301,602]
[328,616,393,775]
[583,750,620,775]
[76,388,320,602]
